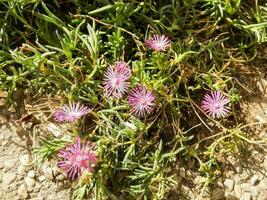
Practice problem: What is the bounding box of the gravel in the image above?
[17,184,28,199]
[0,121,70,199]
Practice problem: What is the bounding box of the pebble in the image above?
[43,166,53,180]
[56,174,65,181]
[260,179,267,187]
[234,185,242,197]
[17,165,26,175]
[3,173,16,185]
[4,159,17,170]
[179,167,186,178]
[0,91,8,97]
[19,154,31,166]
[24,177,36,192]
[52,165,60,176]
[0,114,7,124]
[71,180,78,189]
[27,170,35,178]
[0,98,5,106]
[46,122,62,137]
[38,175,46,182]
[17,184,28,199]
[224,179,235,192]
[211,188,225,200]
[250,175,259,186]
[242,192,251,200]
[34,182,41,192]
[234,162,243,174]
[8,105,16,113]
[194,175,202,185]
[255,115,264,123]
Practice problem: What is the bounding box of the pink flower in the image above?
[53,103,91,123]
[201,91,230,118]
[128,85,156,117]
[103,61,131,98]
[58,137,97,179]
[145,34,171,52]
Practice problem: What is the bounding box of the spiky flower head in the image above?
[145,34,171,52]
[103,61,131,98]
[201,91,230,118]
[53,102,91,123]
[128,85,156,117]
[58,137,97,179]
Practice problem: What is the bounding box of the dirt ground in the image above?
[0,61,267,200]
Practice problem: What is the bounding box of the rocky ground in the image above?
[0,69,267,200]
[0,102,266,200]
[0,119,72,200]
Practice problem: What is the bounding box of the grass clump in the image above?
[0,0,266,199]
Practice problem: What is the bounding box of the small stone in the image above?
[211,188,225,200]
[71,180,78,189]
[27,170,35,178]
[17,184,28,199]
[4,159,17,170]
[52,165,60,176]
[242,192,251,200]
[250,175,260,186]
[34,182,41,192]
[24,177,36,192]
[46,122,62,137]
[234,162,242,174]
[8,105,16,113]
[2,173,16,185]
[43,166,53,180]
[260,179,267,187]
[0,91,8,98]
[179,168,186,178]
[17,165,26,175]
[224,179,235,192]
[234,185,242,198]
[0,98,5,106]
[193,175,203,185]
[56,174,65,181]
[38,175,46,182]
[255,115,265,123]
[19,154,31,166]
[0,114,7,124]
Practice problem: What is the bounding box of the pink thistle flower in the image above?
[53,103,91,123]
[128,85,156,117]
[103,61,131,98]
[58,137,97,179]
[145,34,171,52]
[201,91,230,118]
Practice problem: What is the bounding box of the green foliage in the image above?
[1,0,267,199]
